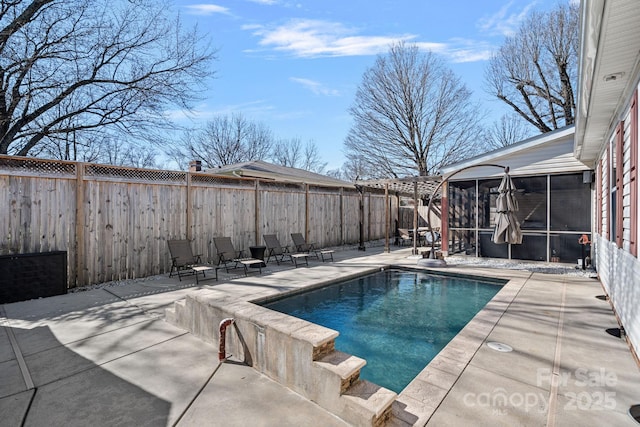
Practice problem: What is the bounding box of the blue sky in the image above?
[169,0,567,170]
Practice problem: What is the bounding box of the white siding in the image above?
[593,82,640,361]
[594,234,640,358]
[449,137,589,180]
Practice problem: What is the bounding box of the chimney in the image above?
[189,160,202,172]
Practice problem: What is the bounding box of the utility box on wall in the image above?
[0,251,67,304]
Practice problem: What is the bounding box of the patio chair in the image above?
[213,237,264,275]
[397,228,412,246]
[263,234,308,267]
[167,239,216,284]
[291,232,334,262]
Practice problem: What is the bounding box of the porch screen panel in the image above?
[478,231,508,258]
[550,174,590,232]
[512,176,547,230]
[550,233,589,264]
[448,181,476,228]
[478,179,502,229]
[511,234,547,261]
[449,230,476,255]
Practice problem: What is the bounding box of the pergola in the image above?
[355,175,443,254]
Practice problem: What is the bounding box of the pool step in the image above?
[315,350,366,394]
[315,350,397,427]
[342,379,396,427]
[164,299,185,326]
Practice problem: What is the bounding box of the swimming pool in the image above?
[263,269,504,393]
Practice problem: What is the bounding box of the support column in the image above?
[384,183,390,253]
[413,181,418,255]
[441,181,449,255]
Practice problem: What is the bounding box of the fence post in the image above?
[75,162,85,287]
[305,184,310,241]
[255,179,261,245]
[186,171,192,241]
[339,187,344,245]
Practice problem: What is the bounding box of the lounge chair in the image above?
[291,233,334,262]
[167,239,216,283]
[397,228,412,246]
[213,237,263,275]
[263,234,308,267]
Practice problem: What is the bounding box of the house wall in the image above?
[593,84,640,359]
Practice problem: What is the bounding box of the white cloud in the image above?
[165,100,274,122]
[243,19,492,63]
[290,77,340,96]
[243,19,420,57]
[477,1,537,37]
[437,39,495,63]
[184,4,230,16]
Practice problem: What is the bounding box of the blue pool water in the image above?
[263,269,503,393]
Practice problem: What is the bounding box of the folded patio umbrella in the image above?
[492,172,523,245]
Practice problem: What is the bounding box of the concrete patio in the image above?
[1,246,639,426]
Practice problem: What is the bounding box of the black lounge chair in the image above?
[213,237,263,275]
[291,233,334,262]
[263,234,308,267]
[167,239,215,283]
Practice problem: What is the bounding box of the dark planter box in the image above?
[0,251,67,304]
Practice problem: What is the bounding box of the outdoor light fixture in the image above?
[603,72,624,82]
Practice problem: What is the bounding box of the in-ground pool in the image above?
[263,269,504,393]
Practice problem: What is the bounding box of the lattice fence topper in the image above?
[191,173,256,188]
[84,164,186,183]
[257,180,306,191]
[0,156,76,177]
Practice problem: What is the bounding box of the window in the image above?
[631,91,638,257]
[615,122,624,248]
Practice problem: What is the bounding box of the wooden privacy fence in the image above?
[0,156,398,288]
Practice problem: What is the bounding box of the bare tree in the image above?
[484,113,534,149]
[345,42,484,178]
[485,3,579,133]
[327,155,370,182]
[181,114,273,168]
[0,0,214,157]
[271,137,327,173]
